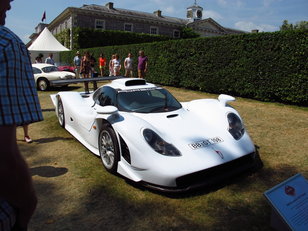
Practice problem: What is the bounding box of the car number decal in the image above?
[188,137,223,150]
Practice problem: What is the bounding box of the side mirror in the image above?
[218,94,235,106]
[95,105,118,114]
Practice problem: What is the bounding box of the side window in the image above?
[94,86,116,106]
[32,67,42,74]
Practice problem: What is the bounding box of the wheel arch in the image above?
[98,118,131,165]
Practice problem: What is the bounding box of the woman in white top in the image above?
[109,54,115,76]
[124,53,133,77]
[112,54,121,76]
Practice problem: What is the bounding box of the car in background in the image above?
[32,63,76,91]
[57,63,75,73]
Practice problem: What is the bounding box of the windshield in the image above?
[42,66,59,73]
[117,88,182,113]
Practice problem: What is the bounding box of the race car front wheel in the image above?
[57,96,65,128]
[99,124,120,174]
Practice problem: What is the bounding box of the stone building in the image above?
[29,1,245,49]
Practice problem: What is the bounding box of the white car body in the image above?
[51,78,259,192]
[32,63,75,90]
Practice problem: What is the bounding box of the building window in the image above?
[124,23,133,32]
[150,26,158,35]
[173,29,180,38]
[95,19,105,30]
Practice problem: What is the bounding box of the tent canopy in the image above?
[28,27,69,52]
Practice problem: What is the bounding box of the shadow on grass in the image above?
[30,166,68,178]
[28,153,301,231]
[30,137,74,144]
[48,85,81,92]
[17,137,73,144]
[42,108,55,112]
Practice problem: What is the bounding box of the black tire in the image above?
[37,78,49,91]
[57,96,65,128]
[98,124,120,173]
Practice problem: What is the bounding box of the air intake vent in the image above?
[125,79,146,86]
[167,114,178,118]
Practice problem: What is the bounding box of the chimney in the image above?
[106,2,114,9]
[154,10,162,17]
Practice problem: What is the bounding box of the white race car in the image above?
[51,78,260,192]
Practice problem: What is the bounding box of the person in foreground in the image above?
[0,0,43,230]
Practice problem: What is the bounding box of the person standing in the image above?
[138,50,148,79]
[0,1,44,230]
[109,54,115,76]
[35,53,43,63]
[124,53,133,77]
[80,51,91,92]
[45,53,55,65]
[22,124,32,143]
[90,53,96,77]
[112,54,121,76]
[73,51,81,78]
[99,53,107,77]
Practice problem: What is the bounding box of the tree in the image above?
[280,20,293,31]
[280,20,308,31]
[180,27,200,39]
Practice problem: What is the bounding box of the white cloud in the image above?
[165,6,175,14]
[235,0,244,8]
[235,21,278,32]
[217,0,243,8]
[204,10,223,20]
[217,0,228,7]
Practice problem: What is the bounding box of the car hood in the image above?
[136,108,223,140]
[131,108,255,161]
[47,71,74,77]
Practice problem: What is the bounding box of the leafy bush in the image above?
[56,28,172,49]
[60,30,308,105]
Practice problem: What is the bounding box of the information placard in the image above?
[264,173,308,231]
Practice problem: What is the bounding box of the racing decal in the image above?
[188,137,223,150]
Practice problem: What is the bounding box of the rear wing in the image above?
[50,76,125,93]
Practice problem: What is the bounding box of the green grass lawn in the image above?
[17,83,307,231]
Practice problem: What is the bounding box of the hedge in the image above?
[55,28,172,49]
[60,30,308,106]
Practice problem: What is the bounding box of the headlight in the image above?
[227,113,245,140]
[143,129,181,156]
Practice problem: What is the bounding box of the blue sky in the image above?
[6,0,308,43]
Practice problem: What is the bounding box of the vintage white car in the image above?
[51,78,260,192]
[32,63,75,91]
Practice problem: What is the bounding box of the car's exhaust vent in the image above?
[167,114,178,118]
[125,79,146,86]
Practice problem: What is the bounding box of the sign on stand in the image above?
[264,173,308,231]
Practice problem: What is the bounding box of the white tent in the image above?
[28,27,70,65]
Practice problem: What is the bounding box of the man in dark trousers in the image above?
[0,0,43,230]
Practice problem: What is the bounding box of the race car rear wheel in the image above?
[57,96,65,128]
[99,125,120,173]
